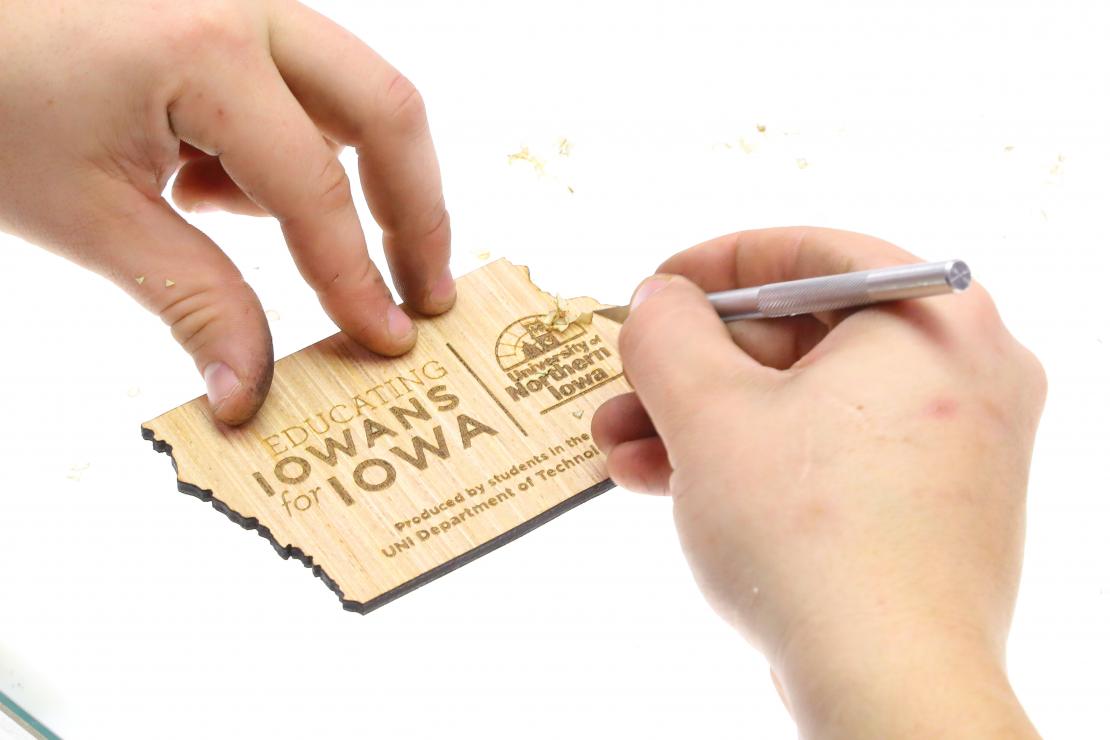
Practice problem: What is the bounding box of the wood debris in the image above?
[474,249,491,262]
[266,310,281,322]
[66,463,90,482]
[1049,154,1064,176]
[796,158,809,170]
[543,295,593,332]
[508,141,575,193]
[508,146,545,175]
[165,279,176,288]
[135,276,146,286]
[756,124,767,133]
[572,410,584,419]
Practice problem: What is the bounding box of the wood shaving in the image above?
[543,295,593,332]
[756,124,767,133]
[66,463,90,482]
[572,410,584,419]
[508,146,545,175]
[165,279,176,288]
[738,136,754,154]
[474,249,491,261]
[508,141,576,192]
[1049,154,1064,176]
[135,276,145,286]
[796,158,809,170]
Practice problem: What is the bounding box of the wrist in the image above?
[775,618,1039,740]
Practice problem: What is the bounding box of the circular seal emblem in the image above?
[494,315,588,371]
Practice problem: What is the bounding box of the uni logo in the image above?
[495,315,588,370]
[495,314,622,413]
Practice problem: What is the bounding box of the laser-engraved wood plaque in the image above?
[143,260,629,613]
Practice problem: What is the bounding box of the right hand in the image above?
[0,0,453,425]
[593,227,1046,738]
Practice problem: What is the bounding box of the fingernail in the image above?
[631,277,670,311]
[191,201,218,213]
[204,362,240,409]
[387,304,414,340]
[428,268,456,307]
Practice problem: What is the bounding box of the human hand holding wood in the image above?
[0,0,453,425]
[593,227,1046,738]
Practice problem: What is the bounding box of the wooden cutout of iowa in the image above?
[143,260,630,613]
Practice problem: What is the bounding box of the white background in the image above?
[2,0,1108,737]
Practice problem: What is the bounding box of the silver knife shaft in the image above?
[711,260,971,320]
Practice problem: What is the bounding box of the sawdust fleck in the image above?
[1049,153,1065,176]
[474,249,492,262]
[164,279,176,288]
[66,463,90,482]
[566,185,575,194]
[508,146,545,175]
[572,410,584,419]
[558,137,573,157]
[796,158,809,170]
[543,295,593,332]
[738,137,754,154]
[1004,145,1014,152]
[756,124,766,133]
[265,310,281,321]
[135,276,145,286]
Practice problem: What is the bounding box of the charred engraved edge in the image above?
[141,425,615,615]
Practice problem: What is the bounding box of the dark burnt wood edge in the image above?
[141,425,614,614]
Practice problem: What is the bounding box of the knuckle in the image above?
[158,279,249,355]
[382,73,429,134]
[617,318,647,367]
[963,284,1003,325]
[318,258,384,304]
[165,3,258,57]
[1018,344,1048,407]
[314,157,354,217]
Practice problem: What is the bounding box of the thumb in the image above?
[93,195,273,426]
[618,274,767,447]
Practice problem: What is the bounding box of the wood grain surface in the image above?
[143,260,630,612]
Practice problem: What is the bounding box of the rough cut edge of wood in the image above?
[140,425,616,614]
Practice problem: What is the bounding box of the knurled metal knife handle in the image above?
[711,260,972,321]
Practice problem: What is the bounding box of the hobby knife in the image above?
[594,260,972,324]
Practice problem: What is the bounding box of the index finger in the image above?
[169,59,418,357]
[268,1,454,315]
